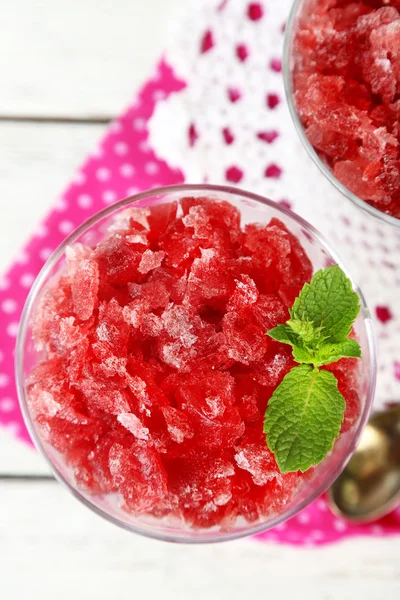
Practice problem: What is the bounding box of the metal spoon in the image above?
[328,405,400,523]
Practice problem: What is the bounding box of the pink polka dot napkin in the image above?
[1,0,400,545]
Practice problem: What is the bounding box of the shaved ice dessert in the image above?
[26,195,362,532]
[291,0,400,218]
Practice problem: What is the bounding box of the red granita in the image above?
[292,0,400,218]
[27,197,361,528]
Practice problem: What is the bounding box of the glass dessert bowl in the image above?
[16,184,376,543]
[283,0,400,227]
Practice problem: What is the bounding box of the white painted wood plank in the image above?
[0,121,104,275]
[0,121,105,474]
[0,482,399,600]
[0,0,185,118]
[0,120,105,476]
[0,430,50,475]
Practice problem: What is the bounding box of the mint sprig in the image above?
[264,265,361,473]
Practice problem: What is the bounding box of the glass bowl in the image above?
[16,184,376,543]
[283,0,400,230]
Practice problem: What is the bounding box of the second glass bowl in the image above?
[283,0,400,230]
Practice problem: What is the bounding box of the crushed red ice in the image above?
[28,197,360,528]
[293,1,400,218]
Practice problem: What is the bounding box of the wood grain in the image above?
[1,481,399,600]
[0,0,184,118]
[0,429,50,476]
[0,120,104,274]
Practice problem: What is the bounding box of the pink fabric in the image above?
[0,56,399,544]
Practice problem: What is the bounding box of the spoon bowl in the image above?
[328,406,400,523]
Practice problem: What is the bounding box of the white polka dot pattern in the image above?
[114,142,129,156]
[59,221,74,235]
[20,274,34,288]
[7,322,19,337]
[77,194,93,209]
[102,190,117,204]
[1,299,17,314]
[120,164,135,178]
[0,374,10,387]
[0,398,14,412]
[96,167,111,181]
[39,248,53,261]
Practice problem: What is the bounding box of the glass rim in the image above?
[283,0,400,230]
[15,183,377,544]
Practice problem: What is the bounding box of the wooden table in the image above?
[1,2,399,598]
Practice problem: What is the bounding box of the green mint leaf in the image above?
[286,319,318,344]
[291,345,318,365]
[267,324,302,346]
[290,265,360,344]
[264,266,362,473]
[311,339,361,367]
[268,323,361,366]
[264,365,346,473]
[291,338,361,366]
[269,325,316,364]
